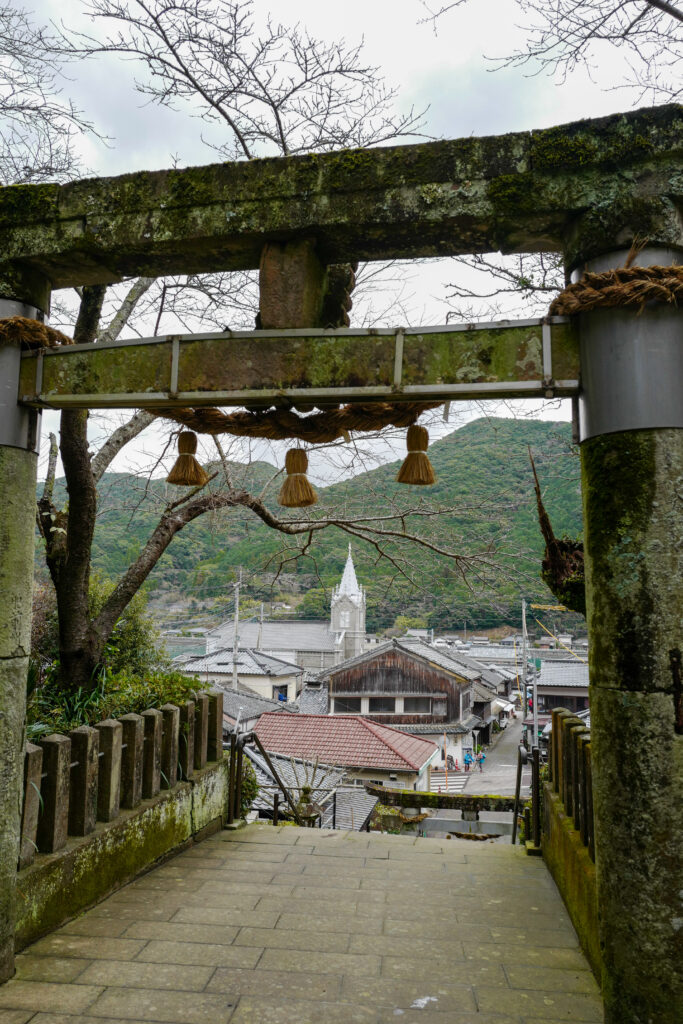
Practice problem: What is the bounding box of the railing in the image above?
[225,732,304,827]
[512,744,541,849]
[19,691,224,869]
[549,707,594,861]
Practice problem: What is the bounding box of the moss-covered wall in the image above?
[542,784,602,983]
[15,756,230,951]
[0,446,38,982]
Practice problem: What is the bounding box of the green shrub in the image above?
[238,758,259,817]
[27,667,203,739]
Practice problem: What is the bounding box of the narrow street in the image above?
[464,716,530,797]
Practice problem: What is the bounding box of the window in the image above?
[404,697,431,714]
[334,697,361,713]
[339,610,351,628]
[368,697,395,713]
[461,690,471,711]
[272,685,288,702]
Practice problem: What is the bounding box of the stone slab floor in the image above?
[0,825,603,1024]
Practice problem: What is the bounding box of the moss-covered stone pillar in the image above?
[0,273,50,983]
[577,247,683,1023]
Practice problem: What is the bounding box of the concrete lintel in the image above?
[0,105,680,284]
[18,318,579,410]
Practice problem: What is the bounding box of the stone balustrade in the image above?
[18,691,223,869]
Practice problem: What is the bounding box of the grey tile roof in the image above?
[322,637,481,683]
[538,661,590,688]
[244,747,345,813]
[221,685,297,725]
[180,646,302,678]
[298,683,329,715]
[210,619,339,652]
[391,715,482,736]
[321,787,378,831]
[473,680,494,704]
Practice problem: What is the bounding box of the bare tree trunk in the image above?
[50,286,106,690]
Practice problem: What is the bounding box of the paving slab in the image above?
[5,822,603,1022]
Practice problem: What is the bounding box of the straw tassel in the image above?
[396,424,436,486]
[278,448,318,507]
[167,431,209,486]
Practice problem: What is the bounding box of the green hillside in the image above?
[39,417,584,632]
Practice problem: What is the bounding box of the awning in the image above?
[492,698,515,714]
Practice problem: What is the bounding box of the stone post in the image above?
[0,281,49,982]
[577,247,683,1023]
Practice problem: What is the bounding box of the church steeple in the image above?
[338,543,361,597]
[330,544,366,661]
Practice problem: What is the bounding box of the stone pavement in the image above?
[0,824,603,1023]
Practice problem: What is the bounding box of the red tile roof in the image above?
[254,713,438,771]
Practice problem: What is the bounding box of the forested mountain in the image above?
[39,417,583,632]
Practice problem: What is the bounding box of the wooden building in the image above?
[319,638,482,766]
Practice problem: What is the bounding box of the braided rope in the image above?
[0,315,73,348]
[550,263,683,316]
[151,401,442,442]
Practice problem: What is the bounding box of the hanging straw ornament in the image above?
[278,448,318,507]
[166,431,210,486]
[396,424,436,486]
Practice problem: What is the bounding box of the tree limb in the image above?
[97,276,154,344]
[91,410,156,483]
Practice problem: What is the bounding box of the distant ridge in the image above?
[38,417,582,631]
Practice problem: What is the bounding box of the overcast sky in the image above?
[28,0,646,481]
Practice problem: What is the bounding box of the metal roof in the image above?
[255,713,438,772]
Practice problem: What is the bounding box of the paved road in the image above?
[464,716,531,797]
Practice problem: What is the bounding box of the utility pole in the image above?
[232,570,241,690]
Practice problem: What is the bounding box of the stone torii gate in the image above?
[0,104,681,1022]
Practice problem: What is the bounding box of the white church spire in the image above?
[338,543,361,597]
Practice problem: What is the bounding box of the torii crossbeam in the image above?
[0,105,681,1024]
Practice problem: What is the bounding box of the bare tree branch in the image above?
[91,410,156,483]
[97,276,155,344]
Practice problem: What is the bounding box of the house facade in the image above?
[319,638,482,766]
[176,646,303,702]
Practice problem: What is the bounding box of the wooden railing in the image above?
[549,707,594,861]
[19,691,223,869]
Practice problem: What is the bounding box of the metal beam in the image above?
[0,105,680,292]
[19,318,579,410]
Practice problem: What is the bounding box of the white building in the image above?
[206,546,367,669]
[330,544,366,661]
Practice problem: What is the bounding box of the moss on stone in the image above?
[487,172,539,217]
[15,758,230,950]
[0,183,59,226]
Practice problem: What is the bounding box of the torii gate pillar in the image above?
[0,271,50,981]
[576,245,683,1023]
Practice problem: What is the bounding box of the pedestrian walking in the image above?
[477,753,486,772]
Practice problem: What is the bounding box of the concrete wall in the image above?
[15,757,230,951]
[542,783,602,983]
